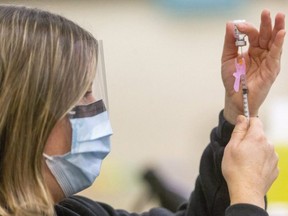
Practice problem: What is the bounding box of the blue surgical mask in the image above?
[43,100,112,197]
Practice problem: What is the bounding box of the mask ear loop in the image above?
[93,40,109,111]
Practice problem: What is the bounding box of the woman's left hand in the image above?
[222,10,285,124]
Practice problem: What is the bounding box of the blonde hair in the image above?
[0,5,98,215]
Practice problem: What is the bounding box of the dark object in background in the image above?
[142,169,188,212]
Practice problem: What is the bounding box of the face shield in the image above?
[93,40,109,110]
[44,41,112,196]
[69,40,109,118]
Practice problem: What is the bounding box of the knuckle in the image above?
[268,141,276,152]
[275,167,280,178]
[274,152,279,163]
[255,132,266,143]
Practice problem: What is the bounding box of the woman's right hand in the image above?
[222,116,279,209]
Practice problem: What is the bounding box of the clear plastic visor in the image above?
[93,40,109,110]
[69,40,109,118]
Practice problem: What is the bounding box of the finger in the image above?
[269,12,285,48]
[229,115,249,144]
[221,22,238,63]
[270,150,279,181]
[259,9,272,49]
[236,22,259,48]
[267,29,286,63]
[245,117,264,138]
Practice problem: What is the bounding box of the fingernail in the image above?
[236,23,245,30]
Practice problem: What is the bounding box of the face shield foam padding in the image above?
[93,40,109,111]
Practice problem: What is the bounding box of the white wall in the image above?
[2,0,288,212]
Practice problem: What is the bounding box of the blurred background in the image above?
[2,0,288,215]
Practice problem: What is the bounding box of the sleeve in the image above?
[184,110,235,216]
[225,204,269,216]
[56,195,184,216]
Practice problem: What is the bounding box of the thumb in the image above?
[230,115,249,144]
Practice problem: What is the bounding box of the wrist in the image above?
[230,196,265,210]
[224,98,242,125]
[224,96,259,124]
[228,184,265,209]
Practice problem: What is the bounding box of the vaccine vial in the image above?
[233,20,247,47]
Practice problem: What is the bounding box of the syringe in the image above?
[233,20,250,120]
[240,73,250,120]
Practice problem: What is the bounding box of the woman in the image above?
[0,5,285,216]
[0,5,99,215]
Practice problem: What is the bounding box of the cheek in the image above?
[44,117,72,156]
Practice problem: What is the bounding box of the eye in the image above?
[82,91,96,105]
[84,91,92,98]
[73,90,95,107]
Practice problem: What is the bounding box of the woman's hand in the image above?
[222,10,285,124]
[222,116,279,209]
